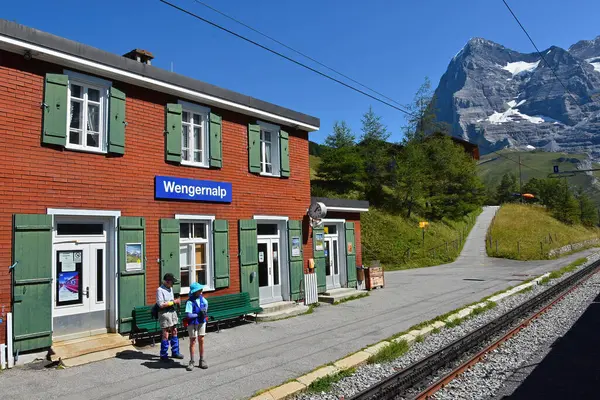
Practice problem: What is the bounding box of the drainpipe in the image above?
[7,313,14,368]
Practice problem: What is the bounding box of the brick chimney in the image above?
[123,49,154,65]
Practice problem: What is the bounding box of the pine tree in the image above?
[496,173,518,204]
[359,107,391,206]
[576,188,597,227]
[316,121,362,193]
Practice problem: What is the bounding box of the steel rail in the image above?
[349,259,600,400]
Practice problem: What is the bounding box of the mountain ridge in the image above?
[434,35,600,158]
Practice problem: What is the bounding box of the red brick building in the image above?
[0,20,366,355]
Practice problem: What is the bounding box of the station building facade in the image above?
[0,20,367,354]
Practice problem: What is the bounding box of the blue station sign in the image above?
[155,176,232,203]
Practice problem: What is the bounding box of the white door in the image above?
[325,237,341,289]
[53,242,107,338]
[258,238,282,304]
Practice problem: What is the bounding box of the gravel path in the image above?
[432,269,600,400]
[294,253,600,400]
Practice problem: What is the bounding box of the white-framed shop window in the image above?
[258,120,280,176]
[179,100,210,168]
[65,70,111,153]
[179,220,213,293]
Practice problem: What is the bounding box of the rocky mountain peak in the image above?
[433,35,600,159]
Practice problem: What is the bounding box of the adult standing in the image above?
[185,282,209,371]
[156,273,184,361]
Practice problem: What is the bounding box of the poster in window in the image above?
[126,243,143,271]
[59,251,76,272]
[315,233,324,251]
[291,237,301,257]
[259,251,265,263]
[58,271,80,303]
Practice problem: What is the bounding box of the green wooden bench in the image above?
[205,292,262,332]
[130,305,161,344]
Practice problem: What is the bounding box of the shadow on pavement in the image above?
[116,350,187,370]
[501,292,600,399]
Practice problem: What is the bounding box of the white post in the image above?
[0,343,6,370]
[7,313,14,368]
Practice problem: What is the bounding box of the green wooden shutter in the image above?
[12,214,53,353]
[118,217,146,333]
[213,220,230,288]
[280,130,290,178]
[239,220,259,307]
[313,226,326,294]
[42,73,68,147]
[108,86,126,155]
[209,113,223,168]
[160,219,180,295]
[288,220,304,301]
[248,123,261,173]
[165,103,182,163]
[345,222,357,288]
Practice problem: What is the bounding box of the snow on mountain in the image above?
[502,60,539,76]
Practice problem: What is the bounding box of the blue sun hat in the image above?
[189,282,204,295]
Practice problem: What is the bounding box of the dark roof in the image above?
[311,197,369,211]
[0,19,319,129]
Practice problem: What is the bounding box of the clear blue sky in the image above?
[4,0,600,143]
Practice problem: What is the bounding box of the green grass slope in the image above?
[362,208,481,270]
[477,150,600,204]
[487,204,600,260]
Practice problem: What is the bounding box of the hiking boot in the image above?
[171,353,184,360]
[198,358,208,369]
[186,361,194,371]
[160,356,170,362]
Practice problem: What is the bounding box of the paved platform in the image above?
[494,291,600,399]
[1,206,598,400]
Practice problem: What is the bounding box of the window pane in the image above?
[181,269,190,288]
[88,88,100,102]
[69,130,81,145]
[193,113,201,125]
[195,243,207,285]
[193,223,206,239]
[264,131,271,142]
[195,268,207,286]
[265,141,272,164]
[182,125,190,161]
[70,101,82,129]
[180,245,190,288]
[194,126,202,162]
[325,225,337,235]
[195,243,206,264]
[71,84,82,99]
[96,249,104,302]
[333,240,339,275]
[265,163,272,174]
[182,111,189,123]
[87,133,99,148]
[87,104,100,132]
[57,223,104,236]
[272,242,279,285]
[257,224,277,236]
[180,223,190,239]
[258,243,268,287]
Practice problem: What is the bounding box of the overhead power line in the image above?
[192,0,406,109]
[501,0,579,103]
[159,0,415,116]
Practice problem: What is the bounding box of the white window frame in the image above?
[64,70,111,154]
[176,215,215,294]
[257,120,281,177]
[179,100,210,168]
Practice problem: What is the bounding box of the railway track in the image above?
[348,259,600,400]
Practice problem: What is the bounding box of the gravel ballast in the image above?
[433,268,600,400]
[294,253,600,400]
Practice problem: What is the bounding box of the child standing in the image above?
[185,282,209,371]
